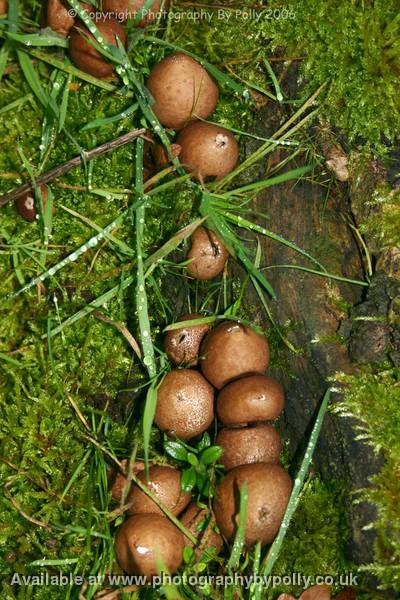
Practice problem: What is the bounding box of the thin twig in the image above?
[0,128,146,207]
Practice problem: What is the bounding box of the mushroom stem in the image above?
[0,128,146,208]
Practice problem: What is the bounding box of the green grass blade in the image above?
[81,103,139,131]
[264,264,368,287]
[225,164,315,197]
[259,389,331,581]
[7,30,69,48]
[227,481,248,570]
[142,384,158,477]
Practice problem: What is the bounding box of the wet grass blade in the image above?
[264,264,368,287]
[227,481,248,570]
[224,164,315,197]
[81,103,139,131]
[256,389,331,588]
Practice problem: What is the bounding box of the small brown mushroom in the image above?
[15,185,50,222]
[127,465,191,516]
[0,0,8,15]
[101,0,166,25]
[213,463,292,546]
[200,322,270,389]
[109,459,145,501]
[164,313,211,367]
[152,142,182,169]
[46,1,92,36]
[186,227,229,281]
[180,503,223,559]
[115,514,184,576]
[217,375,284,426]
[216,424,281,470]
[177,122,239,182]
[155,369,214,440]
[147,52,219,129]
[69,15,126,78]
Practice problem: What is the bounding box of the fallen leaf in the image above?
[299,584,331,600]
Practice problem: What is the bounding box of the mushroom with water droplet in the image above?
[15,185,52,222]
[69,15,126,78]
[115,513,184,576]
[126,464,191,516]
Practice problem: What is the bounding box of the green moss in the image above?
[335,367,400,592]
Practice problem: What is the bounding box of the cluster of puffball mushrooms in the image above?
[16,0,239,220]
[110,230,292,577]
[13,0,292,580]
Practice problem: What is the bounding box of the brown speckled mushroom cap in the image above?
[127,465,191,516]
[109,459,145,501]
[101,0,166,25]
[216,424,281,471]
[155,369,214,440]
[69,16,126,78]
[164,313,211,367]
[213,463,292,546]
[15,185,49,222]
[200,322,269,389]
[217,375,284,426]
[186,227,229,281]
[177,121,239,182]
[147,52,219,129]
[180,502,223,559]
[115,514,184,576]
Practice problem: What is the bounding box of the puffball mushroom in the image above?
[127,465,191,516]
[186,227,229,281]
[147,52,219,129]
[180,503,223,559]
[164,313,211,367]
[214,463,292,546]
[152,142,182,169]
[101,0,166,25]
[0,0,7,15]
[177,121,239,182]
[69,15,126,78]
[200,322,270,389]
[216,424,281,471]
[155,369,214,440]
[217,375,284,426]
[109,459,145,501]
[15,185,49,222]
[115,514,184,576]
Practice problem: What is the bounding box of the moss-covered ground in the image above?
[0,1,399,599]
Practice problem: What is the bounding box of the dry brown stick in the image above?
[0,128,147,208]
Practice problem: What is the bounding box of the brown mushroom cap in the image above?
[177,122,239,182]
[46,0,75,36]
[0,1,7,15]
[180,503,223,559]
[200,322,270,389]
[147,52,219,129]
[187,227,229,281]
[101,0,166,25]
[216,424,281,470]
[109,459,145,501]
[115,514,184,576]
[15,185,49,222]
[164,313,211,367]
[155,369,214,440]
[69,16,126,78]
[213,463,292,545]
[217,375,284,426]
[152,142,182,169]
[127,465,191,516]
